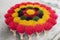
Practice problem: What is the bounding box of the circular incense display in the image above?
[4,2,58,40]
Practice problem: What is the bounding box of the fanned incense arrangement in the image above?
[4,2,58,40]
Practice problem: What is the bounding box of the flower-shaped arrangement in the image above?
[4,2,58,40]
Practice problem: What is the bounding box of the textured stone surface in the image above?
[0,0,60,40]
